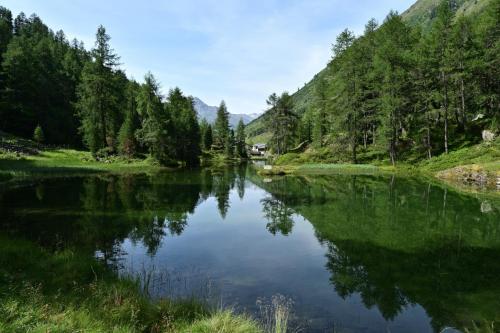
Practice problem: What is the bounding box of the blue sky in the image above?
[4,0,415,115]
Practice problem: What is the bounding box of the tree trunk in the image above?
[372,124,376,146]
[460,75,466,130]
[443,71,449,154]
[427,112,432,159]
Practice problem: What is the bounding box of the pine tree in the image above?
[450,16,475,131]
[199,119,210,151]
[118,81,140,157]
[225,129,235,158]
[297,109,313,144]
[312,78,329,148]
[474,0,500,131]
[332,29,363,162]
[166,88,201,166]
[136,72,172,164]
[214,100,230,152]
[432,1,454,154]
[235,119,247,158]
[33,124,44,143]
[373,12,415,165]
[76,25,120,155]
[266,92,297,155]
[204,124,213,151]
[0,7,12,55]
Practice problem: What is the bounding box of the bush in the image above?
[33,125,44,144]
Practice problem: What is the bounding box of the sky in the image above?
[4,0,415,115]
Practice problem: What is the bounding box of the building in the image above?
[250,143,267,156]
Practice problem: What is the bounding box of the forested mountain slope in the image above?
[402,0,492,26]
[246,0,496,151]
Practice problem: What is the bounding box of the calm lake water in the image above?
[1,166,500,332]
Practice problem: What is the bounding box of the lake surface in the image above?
[1,166,499,332]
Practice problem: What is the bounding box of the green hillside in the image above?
[246,0,493,145]
[402,0,492,27]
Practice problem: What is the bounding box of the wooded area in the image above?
[260,0,499,164]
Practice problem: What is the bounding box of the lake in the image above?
[1,166,499,332]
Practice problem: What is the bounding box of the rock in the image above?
[481,201,493,213]
[264,165,273,170]
[436,164,495,188]
[472,113,485,122]
[482,130,496,142]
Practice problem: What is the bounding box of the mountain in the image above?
[193,97,258,128]
[245,0,492,143]
[402,0,491,27]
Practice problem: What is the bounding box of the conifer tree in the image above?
[33,124,44,143]
[312,78,329,148]
[204,124,213,151]
[214,101,230,152]
[76,25,120,155]
[235,119,247,158]
[136,72,171,164]
[118,81,140,157]
[266,92,297,155]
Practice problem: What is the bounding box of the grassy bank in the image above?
[0,131,170,181]
[258,140,500,191]
[0,234,262,333]
[0,130,180,182]
[0,148,163,175]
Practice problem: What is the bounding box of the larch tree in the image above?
[76,25,120,155]
[136,72,171,164]
[235,119,247,158]
[214,100,230,153]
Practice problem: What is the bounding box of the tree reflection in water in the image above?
[1,167,500,332]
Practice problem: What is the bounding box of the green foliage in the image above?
[136,72,173,165]
[254,0,499,168]
[235,119,247,158]
[401,0,492,27]
[418,137,500,172]
[76,26,121,154]
[32,124,44,143]
[199,119,213,151]
[214,100,230,153]
[118,81,140,157]
[166,88,201,166]
[0,8,206,166]
[265,92,298,155]
[1,14,85,145]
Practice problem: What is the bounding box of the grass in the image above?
[417,140,500,173]
[0,131,171,181]
[0,234,263,333]
[256,139,499,194]
[246,132,272,146]
[0,148,163,176]
[181,311,262,333]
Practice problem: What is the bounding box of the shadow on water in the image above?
[1,165,500,332]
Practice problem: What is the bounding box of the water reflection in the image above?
[1,167,499,332]
[251,174,500,332]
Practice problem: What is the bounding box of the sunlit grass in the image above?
[0,148,164,182]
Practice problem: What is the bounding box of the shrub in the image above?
[33,125,45,144]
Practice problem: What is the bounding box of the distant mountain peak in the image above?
[193,97,257,127]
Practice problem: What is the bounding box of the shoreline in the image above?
[256,162,500,196]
